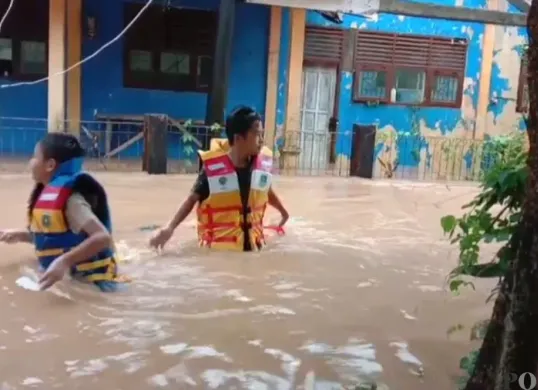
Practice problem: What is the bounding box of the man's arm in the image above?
[149,171,209,249]
[164,170,208,231]
[268,187,289,227]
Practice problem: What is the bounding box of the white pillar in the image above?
[47,0,66,132]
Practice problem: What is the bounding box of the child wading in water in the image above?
[0,133,126,292]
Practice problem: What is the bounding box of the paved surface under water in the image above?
[0,173,497,389]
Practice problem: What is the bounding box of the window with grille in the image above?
[123,3,216,92]
[516,55,528,113]
[353,31,468,108]
[0,0,48,81]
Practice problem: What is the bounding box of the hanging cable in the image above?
[0,0,15,33]
[0,0,154,89]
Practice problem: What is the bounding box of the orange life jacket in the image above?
[197,142,273,251]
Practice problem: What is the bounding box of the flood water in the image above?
[0,172,496,389]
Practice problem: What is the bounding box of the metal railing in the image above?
[0,116,499,181]
[275,130,496,181]
[373,133,492,181]
[0,116,220,173]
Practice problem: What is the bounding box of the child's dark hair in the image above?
[39,133,85,163]
[28,133,86,220]
[225,106,261,145]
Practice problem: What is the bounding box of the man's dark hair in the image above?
[225,106,261,145]
[39,132,85,164]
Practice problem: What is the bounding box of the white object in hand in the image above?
[15,276,40,291]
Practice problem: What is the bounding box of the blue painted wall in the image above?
[487,2,528,133]
[0,0,270,159]
[273,0,528,179]
[309,0,487,172]
[82,0,269,160]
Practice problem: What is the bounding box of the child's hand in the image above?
[0,229,25,244]
[39,256,69,290]
[149,227,174,250]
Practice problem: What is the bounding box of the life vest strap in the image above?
[36,248,65,257]
[199,205,242,214]
[75,257,113,272]
[198,196,267,248]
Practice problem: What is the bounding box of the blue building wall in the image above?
[487,2,528,134]
[0,0,528,177]
[275,7,291,152]
[0,0,270,159]
[274,0,528,179]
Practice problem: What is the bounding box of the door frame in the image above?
[303,59,340,120]
[302,59,341,167]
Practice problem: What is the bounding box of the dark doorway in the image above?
[350,124,376,178]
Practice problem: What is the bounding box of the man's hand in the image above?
[268,188,289,229]
[149,227,174,250]
[39,256,70,290]
[278,209,289,228]
[0,229,27,244]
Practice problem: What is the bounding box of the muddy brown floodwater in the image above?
[0,172,497,390]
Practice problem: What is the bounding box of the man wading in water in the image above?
[149,106,289,252]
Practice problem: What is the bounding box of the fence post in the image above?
[144,114,168,175]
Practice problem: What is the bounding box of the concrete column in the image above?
[66,0,82,135]
[475,0,499,140]
[47,0,67,132]
[283,7,305,169]
[263,6,282,150]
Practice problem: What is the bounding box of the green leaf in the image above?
[441,215,457,233]
[459,355,471,370]
[184,145,194,156]
[449,279,465,292]
[456,263,507,278]
[509,212,521,223]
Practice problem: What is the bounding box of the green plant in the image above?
[457,349,479,388]
[179,120,223,163]
[441,133,528,286]
[439,132,528,387]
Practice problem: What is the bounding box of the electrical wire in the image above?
[0,0,15,33]
[0,0,154,89]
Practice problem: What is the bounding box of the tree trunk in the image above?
[464,251,517,389]
[465,0,538,387]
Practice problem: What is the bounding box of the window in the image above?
[353,32,468,108]
[21,41,47,74]
[516,55,528,113]
[395,69,425,104]
[0,0,48,80]
[123,3,217,92]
